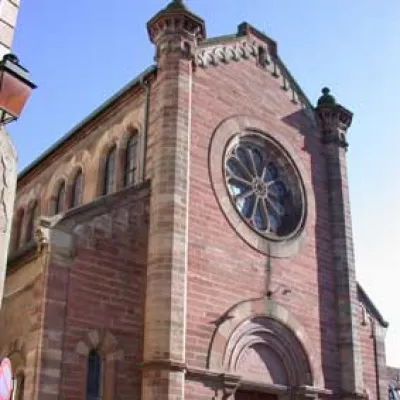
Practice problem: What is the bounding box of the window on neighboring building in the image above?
[86,350,102,400]
[53,181,66,215]
[26,202,39,242]
[124,133,138,187]
[103,145,116,195]
[70,169,83,208]
[13,209,24,250]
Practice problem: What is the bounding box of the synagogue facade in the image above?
[0,1,396,399]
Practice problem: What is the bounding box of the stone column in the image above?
[315,88,364,398]
[142,2,206,400]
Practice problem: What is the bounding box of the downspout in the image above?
[140,76,151,182]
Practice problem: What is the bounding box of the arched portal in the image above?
[225,316,312,387]
[207,297,325,398]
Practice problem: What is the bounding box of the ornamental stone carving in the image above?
[195,39,316,122]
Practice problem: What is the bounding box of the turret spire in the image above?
[147,0,206,46]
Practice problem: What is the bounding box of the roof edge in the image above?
[357,282,389,328]
[197,23,315,112]
[18,65,157,183]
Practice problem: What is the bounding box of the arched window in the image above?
[124,133,138,187]
[70,169,83,208]
[13,209,24,250]
[53,181,66,215]
[26,202,39,242]
[86,350,102,400]
[103,145,116,195]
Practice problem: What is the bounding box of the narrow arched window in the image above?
[86,350,102,400]
[53,181,66,215]
[13,209,24,250]
[26,202,39,242]
[103,145,116,195]
[124,134,138,187]
[70,169,83,208]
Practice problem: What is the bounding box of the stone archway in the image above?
[225,316,312,388]
[207,297,326,398]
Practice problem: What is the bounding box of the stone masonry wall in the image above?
[186,36,342,395]
[0,0,20,58]
[34,184,149,400]
[0,254,46,400]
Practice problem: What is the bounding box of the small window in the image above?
[86,350,102,400]
[124,134,138,187]
[53,181,66,215]
[103,145,116,195]
[26,202,39,242]
[13,209,25,250]
[70,169,83,208]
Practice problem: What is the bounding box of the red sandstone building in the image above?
[0,1,397,399]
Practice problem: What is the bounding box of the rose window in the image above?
[224,133,304,240]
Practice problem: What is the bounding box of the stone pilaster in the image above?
[142,2,205,400]
[315,88,364,397]
[33,216,74,400]
[373,323,388,400]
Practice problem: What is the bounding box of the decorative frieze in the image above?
[195,40,315,119]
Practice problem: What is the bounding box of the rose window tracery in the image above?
[224,133,304,240]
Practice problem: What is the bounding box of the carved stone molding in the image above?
[207,296,325,389]
[75,329,124,361]
[195,39,315,121]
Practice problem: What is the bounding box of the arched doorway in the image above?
[225,316,312,394]
[207,298,324,399]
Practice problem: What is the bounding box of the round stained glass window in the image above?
[224,132,305,241]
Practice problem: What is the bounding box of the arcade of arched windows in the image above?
[9,127,141,254]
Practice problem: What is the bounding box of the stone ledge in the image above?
[6,240,38,273]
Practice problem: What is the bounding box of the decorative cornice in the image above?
[195,40,259,67]
[194,39,316,123]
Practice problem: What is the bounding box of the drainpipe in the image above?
[140,77,151,182]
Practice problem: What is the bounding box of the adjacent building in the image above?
[0,0,22,307]
[0,1,396,399]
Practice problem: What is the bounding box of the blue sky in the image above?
[9,1,400,366]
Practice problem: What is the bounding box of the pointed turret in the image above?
[315,87,365,398]
[147,0,206,61]
[315,87,353,148]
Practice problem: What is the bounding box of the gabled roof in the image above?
[17,18,321,187]
[194,22,315,114]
